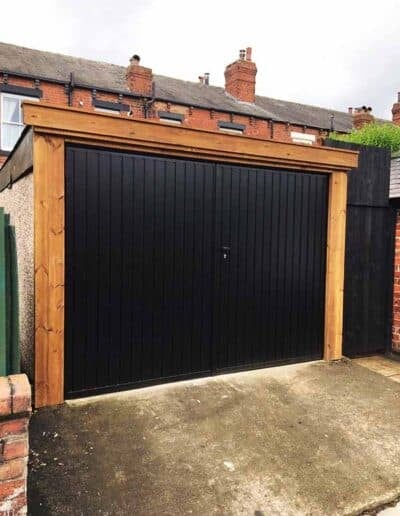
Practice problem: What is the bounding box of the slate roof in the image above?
[390,155,400,198]
[0,41,361,132]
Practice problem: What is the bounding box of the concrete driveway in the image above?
[28,360,400,515]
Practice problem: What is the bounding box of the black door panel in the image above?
[65,147,328,397]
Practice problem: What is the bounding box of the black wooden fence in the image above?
[325,139,393,356]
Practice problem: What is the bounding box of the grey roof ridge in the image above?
[0,40,126,72]
[256,94,354,119]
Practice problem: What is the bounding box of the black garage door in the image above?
[65,146,328,397]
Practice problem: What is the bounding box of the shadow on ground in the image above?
[28,360,400,515]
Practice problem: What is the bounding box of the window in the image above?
[158,111,184,124]
[94,107,120,114]
[92,99,130,114]
[290,131,316,145]
[218,121,245,135]
[0,94,38,151]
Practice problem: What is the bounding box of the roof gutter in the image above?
[0,69,153,99]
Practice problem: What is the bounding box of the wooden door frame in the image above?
[24,102,358,407]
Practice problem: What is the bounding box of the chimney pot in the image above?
[239,49,246,60]
[353,105,374,129]
[246,47,252,61]
[204,73,210,85]
[130,54,141,65]
[348,107,353,114]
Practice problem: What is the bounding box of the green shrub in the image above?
[330,122,400,152]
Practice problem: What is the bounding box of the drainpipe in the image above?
[66,72,75,107]
[143,82,155,119]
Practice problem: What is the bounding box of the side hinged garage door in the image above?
[65,146,328,397]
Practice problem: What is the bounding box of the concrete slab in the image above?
[353,356,400,378]
[28,360,400,515]
[379,506,400,515]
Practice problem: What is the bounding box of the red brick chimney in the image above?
[392,93,400,125]
[224,48,257,103]
[126,54,153,96]
[350,106,374,129]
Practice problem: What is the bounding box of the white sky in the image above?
[1,0,399,119]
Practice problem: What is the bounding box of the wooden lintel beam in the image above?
[23,102,358,174]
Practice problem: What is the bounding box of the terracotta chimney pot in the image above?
[353,106,374,129]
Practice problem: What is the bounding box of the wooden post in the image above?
[324,171,348,360]
[34,134,65,407]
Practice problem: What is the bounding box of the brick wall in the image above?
[0,74,326,161]
[0,375,31,515]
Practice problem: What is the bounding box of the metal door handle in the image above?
[221,246,231,261]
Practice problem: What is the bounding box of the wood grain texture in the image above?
[324,172,348,360]
[34,134,65,407]
[23,102,358,174]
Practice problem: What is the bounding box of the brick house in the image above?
[0,41,362,171]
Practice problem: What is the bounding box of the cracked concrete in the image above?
[28,360,400,515]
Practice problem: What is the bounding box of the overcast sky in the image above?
[1,0,399,119]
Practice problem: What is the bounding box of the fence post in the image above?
[8,224,19,374]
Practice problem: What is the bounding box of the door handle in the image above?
[221,246,231,262]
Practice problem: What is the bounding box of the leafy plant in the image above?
[330,122,400,152]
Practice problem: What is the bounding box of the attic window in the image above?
[0,93,39,151]
[0,84,42,98]
[158,111,184,124]
[93,99,129,113]
[290,131,316,145]
[218,121,245,135]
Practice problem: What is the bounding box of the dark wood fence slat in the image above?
[324,139,393,356]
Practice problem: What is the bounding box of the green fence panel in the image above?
[0,209,20,375]
[8,225,19,374]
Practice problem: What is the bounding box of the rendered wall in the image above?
[0,174,34,379]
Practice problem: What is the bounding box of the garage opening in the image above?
[65,146,328,397]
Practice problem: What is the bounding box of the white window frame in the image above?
[290,131,316,145]
[159,117,182,125]
[94,107,121,115]
[219,127,244,135]
[0,93,39,151]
